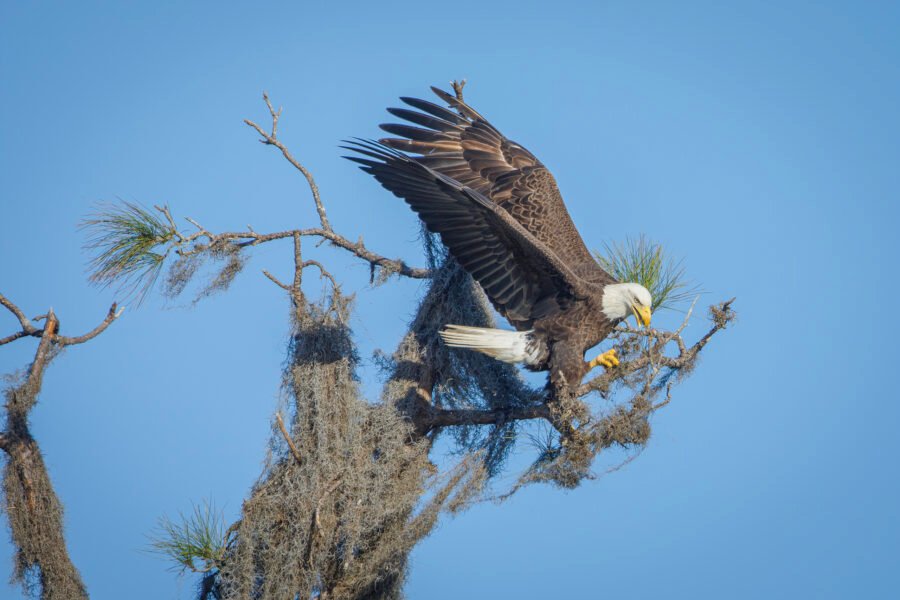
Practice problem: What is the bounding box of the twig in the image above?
[261,92,282,139]
[154,204,184,242]
[0,329,31,346]
[581,298,734,398]
[674,296,700,337]
[261,233,338,303]
[302,260,339,290]
[451,79,467,102]
[171,223,429,279]
[313,476,343,532]
[56,304,124,346]
[652,380,675,411]
[275,412,302,465]
[0,292,32,331]
[262,270,291,292]
[245,93,331,231]
[1,294,123,348]
[692,297,736,352]
[240,94,429,280]
[303,474,344,568]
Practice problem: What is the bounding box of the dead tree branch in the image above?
[171,223,429,280]
[424,404,550,430]
[451,79,466,101]
[579,298,735,398]
[1,292,123,348]
[1,295,121,599]
[235,93,430,282]
[275,412,303,466]
[244,91,331,231]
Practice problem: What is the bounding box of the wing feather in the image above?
[379,87,616,286]
[343,140,590,324]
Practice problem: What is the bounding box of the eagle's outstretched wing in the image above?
[379,86,616,286]
[344,140,592,326]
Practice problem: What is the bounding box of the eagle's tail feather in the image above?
[439,324,534,364]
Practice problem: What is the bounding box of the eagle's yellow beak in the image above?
[631,304,652,327]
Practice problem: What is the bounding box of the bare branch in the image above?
[0,292,32,331]
[451,79,467,101]
[170,223,429,280]
[56,303,124,346]
[83,96,431,305]
[425,404,549,431]
[238,94,430,281]
[154,204,185,242]
[0,330,31,346]
[0,293,40,345]
[306,228,429,279]
[301,260,339,291]
[693,297,736,352]
[245,93,331,231]
[261,91,282,139]
[674,295,700,336]
[23,311,59,395]
[580,298,734,398]
[261,233,339,304]
[652,380,675,411]
[221,227,428,278]
[292,231,303,295]
[275,412,302,465]
[262,270,291,292]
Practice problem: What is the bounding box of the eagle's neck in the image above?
[601,283,637,321]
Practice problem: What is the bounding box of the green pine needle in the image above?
[595,235,699,312]
[81,202,175,303]
[149,500,227,574]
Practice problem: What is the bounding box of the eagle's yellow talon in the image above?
[590,349,619,370]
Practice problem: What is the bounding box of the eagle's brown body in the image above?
[347,87,624,389]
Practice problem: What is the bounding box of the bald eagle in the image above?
[346,87,652,390]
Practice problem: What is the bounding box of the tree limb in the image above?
[1,293,124,349]
[245,91,330,230]
[425,404,549,431]
[579,298,735,398]
[0,292,32,330]
[55,303,124,346]
[1,301,105,599]
[171,220,429,281]
[275,412,302,465]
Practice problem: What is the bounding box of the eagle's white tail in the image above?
[439,324,534,364]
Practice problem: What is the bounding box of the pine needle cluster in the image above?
[595,235,698,311]
[150,500,228,574]
[80,202,175,302]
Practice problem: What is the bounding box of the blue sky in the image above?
[1,1,898,598]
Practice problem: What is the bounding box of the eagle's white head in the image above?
[601,283,653,327]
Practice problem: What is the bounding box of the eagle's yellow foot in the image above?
[588,348,619,370]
